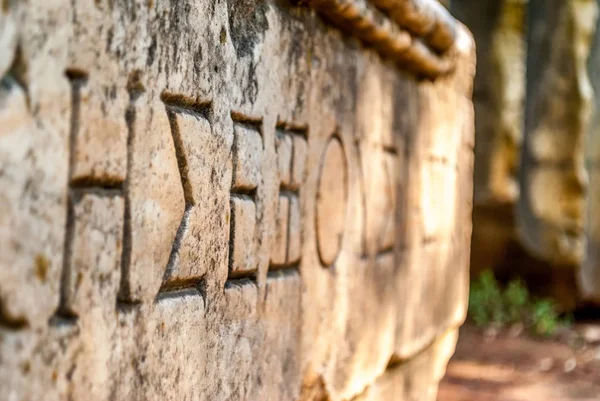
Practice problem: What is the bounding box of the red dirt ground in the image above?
[438,324,600,401]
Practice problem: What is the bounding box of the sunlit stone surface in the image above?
[0,1,475,399]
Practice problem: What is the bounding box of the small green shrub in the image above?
[468,271,505,327]
[530,300,561,337]
[504,279,529,323]
[468,270,568,337]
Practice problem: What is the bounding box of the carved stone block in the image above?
[160,107,230,290]
[230,195,258,278]
[0,2,475,400]
[276,131,293,187]
[233,124,263,192]
[121,95,186,302]
[61,193,124,316]
[316,137,348,266]
[271,194,290,266]
[291,134,308,190]
[271,128,307,269]
[71,80,129,185]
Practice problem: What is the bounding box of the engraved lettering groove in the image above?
[316,135,348,267]
[53,70,89,323]
[53,69,127,324]
[117,72,147,306]
[227,112,263,281]
[156,94,213,296]
[270,124,308,273]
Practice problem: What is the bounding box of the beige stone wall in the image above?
[0,1,475,400]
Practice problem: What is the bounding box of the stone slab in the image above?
[0,2,475,401]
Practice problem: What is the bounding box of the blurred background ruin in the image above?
[451,0,600,311]
[438,1,600,399]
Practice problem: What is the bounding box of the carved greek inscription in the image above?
[376,149,397,254]
[159,96,214,294]
[316,135,348,267]
[357,143,398,259]
[229,116,263,279]
[54,70,125,322]
[270,126,308,270]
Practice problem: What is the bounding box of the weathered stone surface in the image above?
[270,194,290,266]
[291,134,308,190]
[233,123,263,191]
[0,1,475,400]
[288,195,303,264]
[0,3,17,79]
[230,195,258,277]
[357,329,458,401]
[70,80,129,185]
[122,94,187,302]
[160,107,231,289]
[308,0,457,78]
[315,137,348,266]
[276,130,293,187]
[61,194,124,316]
[0,0,71,329]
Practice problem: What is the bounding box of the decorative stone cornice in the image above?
[307,0,460,78]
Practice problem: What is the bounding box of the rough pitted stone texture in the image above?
[356,329,459,401]
[0,1,474,400]
[122,93,187,302]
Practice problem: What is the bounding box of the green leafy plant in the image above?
[468,271,505,327]
[504,279,529,323]
[530,300,560,337]
[468,270,568,337]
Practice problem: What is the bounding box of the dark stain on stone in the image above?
[5,44,31,110]
[21,361,31,375]
[220,26,227,44]
[147,35,157,67]
[227,0,269,59]
[35,253,49,282]
[76,271,83,289]
[127,69,145,97]
[244,60,260,104]
[282,15,309,112]
[193,43,204,81]
[166,0,192,76]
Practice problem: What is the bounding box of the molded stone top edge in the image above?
[306,0,462,79]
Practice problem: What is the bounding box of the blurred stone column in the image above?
[452,0,527,275]
[518,0,597,271]
[582,9,600,303]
